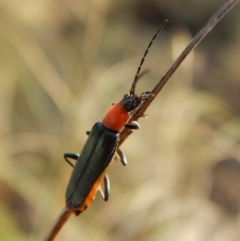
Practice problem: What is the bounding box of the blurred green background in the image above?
[0,0,240,240]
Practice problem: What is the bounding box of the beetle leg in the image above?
[98,174,110,201]
[125,121,140,130]
[64,153,79,168]
[116,148,127,166]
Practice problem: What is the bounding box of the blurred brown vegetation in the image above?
[0,0,240,241]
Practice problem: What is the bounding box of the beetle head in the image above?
[120,20,167,113]
[119,91,153,113]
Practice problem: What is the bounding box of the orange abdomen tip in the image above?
[102,104,129,132]
[78,171,106,212]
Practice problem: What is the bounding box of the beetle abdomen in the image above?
[65,122,119,212]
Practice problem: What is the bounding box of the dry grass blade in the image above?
[43,0,239,240]
[119,0,240,145]
[120,0,239,145]
[43,208,72,241]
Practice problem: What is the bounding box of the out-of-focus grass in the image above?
[0,0,240,241]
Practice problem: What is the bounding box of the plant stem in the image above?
[43,208,72,241]
[44,0,239,240]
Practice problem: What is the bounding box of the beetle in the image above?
[64,20,167,216]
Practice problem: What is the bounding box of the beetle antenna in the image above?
[130,19,168,97]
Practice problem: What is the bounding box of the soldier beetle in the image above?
[64,20,167,216]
